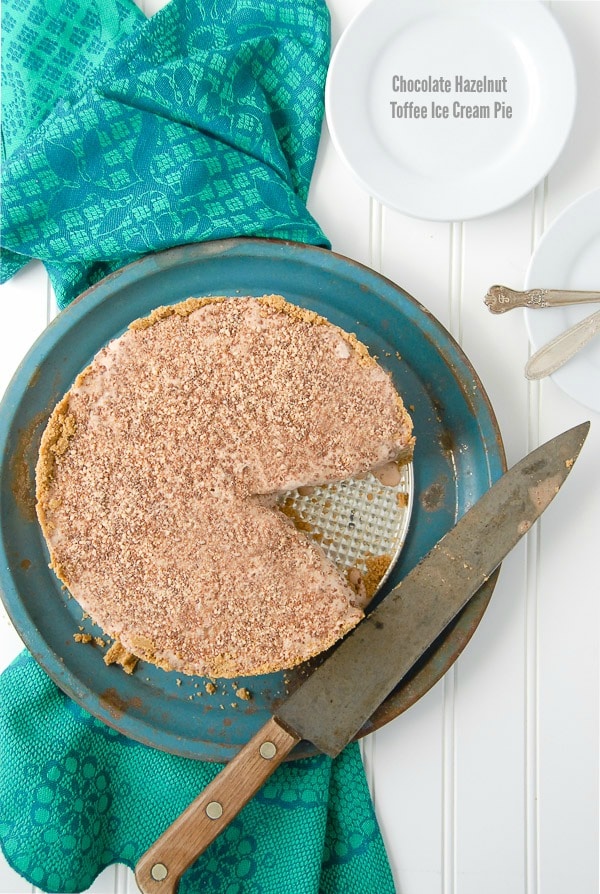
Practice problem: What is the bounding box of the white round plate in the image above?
[524,188,600,414]
[325,0,576,221]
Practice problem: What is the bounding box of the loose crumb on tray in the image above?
[104,641,139,675]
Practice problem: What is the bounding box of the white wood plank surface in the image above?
[1,2,598,893]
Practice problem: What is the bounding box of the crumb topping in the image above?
[36,295,414,677]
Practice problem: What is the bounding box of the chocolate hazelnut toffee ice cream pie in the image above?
[36,295,414,678]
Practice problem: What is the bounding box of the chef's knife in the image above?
[135,421,589,894]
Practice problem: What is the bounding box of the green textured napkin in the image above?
[0,653,395,893]
[0,1,396,891]
[0,0,329,307]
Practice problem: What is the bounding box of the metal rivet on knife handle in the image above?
[151,863,168,881]
[259,741,277,759]
[205,801,223,820]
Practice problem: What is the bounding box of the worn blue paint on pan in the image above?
[0,239,505,761]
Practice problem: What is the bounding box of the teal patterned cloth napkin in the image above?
[0,1,396,891]
[1,0,329,307]
[0,653,395,893]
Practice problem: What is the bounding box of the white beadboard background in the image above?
[1,1,598,892]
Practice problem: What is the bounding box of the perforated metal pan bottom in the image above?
[279,462,414,602]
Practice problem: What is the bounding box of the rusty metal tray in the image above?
[0,239,505,760]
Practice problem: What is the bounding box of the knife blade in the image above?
[135,421,589,894]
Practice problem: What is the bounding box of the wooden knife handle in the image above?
[134,717,300,894]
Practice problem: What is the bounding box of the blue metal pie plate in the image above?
[0,239,505,761]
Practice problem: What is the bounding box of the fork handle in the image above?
[485,285,600,314]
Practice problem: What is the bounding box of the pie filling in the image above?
[36,295,414,677]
